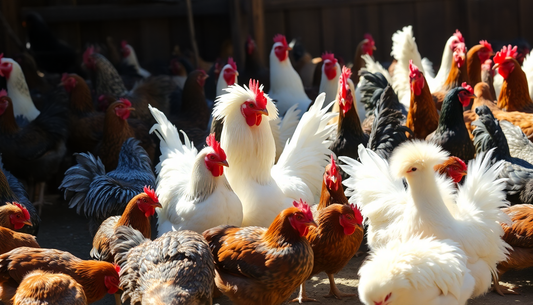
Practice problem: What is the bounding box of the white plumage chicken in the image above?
[213,79,335,227]
[268,34,312,115]
[358,236,475,305]
[318,52,340,106]
[340,141,511,297]
[216,57,238,98]
[120,41,151,78]
[149,106,242,235]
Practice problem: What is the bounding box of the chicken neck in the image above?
[69,76,94,114]
[407,79,439,139]
[443,58,469,92]
[0,100,19,134]
[467,45,484,86]
[337,102,364,137]
[116,200,151,239]
[263,211,304,247]
[498,59,533,112]
[318,183,348,210]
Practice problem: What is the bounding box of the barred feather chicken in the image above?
[111,226,215,305]
[0,226,39,255]
[12,270,87,305]
[90,187,161,262]
[0,247,120,304]
[203,202,316,305]
[500,120,533,164]
[60,138,155,236]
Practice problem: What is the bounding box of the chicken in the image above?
[0,89,68,212]
[294,159,363,302]
[60,138,155,236]
[494,45,533,113]
[120,41,151,79]
[12,270,87,305]
[0,155,39,235]
[406,61,439,139]
[500,120,533,164]
[170,57,188,90]
[351,33,376,87]
[83,47,174,124]
[24,12,77,74]
[90,187,161,262]
[427,84,476,162]
[358,236,475,305]
[150,106,242,235]
[434,156,468,184]
[481,59,497,101]
[472,105,533,206]
[110,226,215,305]
[492,204,533,295]
[318,53,340,106]
[60,73,105,153]
[213,80,335,227]
[354,54,392,122]
[523,50,533,103]
[94,98,155,171]
[340,141,510,297]
[268,34,312,115]
[433,42,470,110]
[241,36,270,93]
[216,57,238,98]
[428,30,465,92]
[467,40,494,87]
[0,55,40,123]
[0,247,120,304]
[0,226,39,256]
[203,201,316,305]
[171,70,210,133]
[0,203,32,233]
[329,67,368,180]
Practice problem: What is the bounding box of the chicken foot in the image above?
[491,273,519,296]
[290,283,319,303]
[323,273,356,299]
[33,182,52,216]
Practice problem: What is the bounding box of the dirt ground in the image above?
[37,197,533,305]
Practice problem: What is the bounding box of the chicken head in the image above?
[324,154,342,191]
[339,203,363,235]
[493,44,518,80]
[8,202,32,230]
[0,54,13,80]
[338,66,353,115]
[137,186,161,218]
[322,52,338,80]
[222,57,238,86]
[273,34,291,62]
[409,60,425,96]
[290,199,317,237]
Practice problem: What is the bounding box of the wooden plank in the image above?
[465,0,492,45]
[229,0,244,69]
[1,0,24,56]
[251,0,266,66]
[519,0,533,44]
[286,8,322,56]
[320,6,352,64]
[380,2,416,63]
[264,10,285,57]
[265,0,435,10]
[415,1,449,68]
[351,4,381,61]
[21,1,230,23]
[489,0,519,42]
[139,18,170,69]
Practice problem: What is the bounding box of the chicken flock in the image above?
[1,12,533,305]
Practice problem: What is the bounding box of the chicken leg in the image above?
[491,273,519,295]
[33,182,51,216]
[323,273,356,299]
[290,283,318,303]
[114,293,122,305]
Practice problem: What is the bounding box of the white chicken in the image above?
[318,52,340,106]
[149,106,242,235]
[213,80,335,227]
[358,236,475,305]
[268,34,312,115]
[216,57,238,98]
[340,141,511,297]
[120,41,151,78]
[0,55,40,122]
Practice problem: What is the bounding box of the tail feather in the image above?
[272,104,301,161]
[360,54,392,84]
[358,71,390,115]
[472,105,511,159]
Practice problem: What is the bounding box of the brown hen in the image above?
[0,227,39,255]
[433,42,470,111]
[406,61,439,140]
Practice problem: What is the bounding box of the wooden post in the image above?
[0,0,24,56]
[250,0,265,66]
[230,0,244,69]
[185,0,200,69]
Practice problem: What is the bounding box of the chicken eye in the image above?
[17,215,20,218]
[249,103,255,108]
[410,167,417,172]
[210,155,215,160]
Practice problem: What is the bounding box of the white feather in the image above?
[123,44,151,78]
[318,62,340,107]
[493,72,503,99]
[149,105,242,235]
[216,64,238,98]
[522,49,533,101]
[1,58,40,121]
[270,104,301,162]
[427,34,462,93]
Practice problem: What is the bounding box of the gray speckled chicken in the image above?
[500,120,533,165]
[110,226,215,305]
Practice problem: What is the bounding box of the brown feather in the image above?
[406,73,439,140]
[0,97,20,135]
[0,227,39,255]
[497,58,533,113]
[467,44,485,87]
[0,204,28,231]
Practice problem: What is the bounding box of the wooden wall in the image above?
[1,0,532,72]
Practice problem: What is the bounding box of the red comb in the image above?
[61,73,69,83]
[206,133,227,160]
[338,66,351,100]
[113,263,121,274]
[454,42,466,54]
[13,202,30,221]
[98,95,107,102]
[409,60,420,79]
[82,46,95,64]
[330,154,338,177]
[364,33,374,43]
[350,203,363,226]
[453,29,464,43]
[227,57,237,71]
[118,98,132,108]
[452,156,467,170]
[249,79,267,109]
[143,186,158,203]
[461,82,473,95]
[481,59,493,71]
[273,34,288,48]
[479,40,493,53]
[121,40,127,49]
[293,199,313,220]
[494,45,518,65]
[0,89,7,98]
[321,52,337,64]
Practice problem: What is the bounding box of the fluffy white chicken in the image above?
[268,34,312,115]
[358,236,475,305]
[213,80,335,227]
[121,41,151,78]
[340,141,511,297]
[0,55,40,122]
[318,52,340,106]
[521,49,533,101]
[149,106,242,235]
[216,57,238,98]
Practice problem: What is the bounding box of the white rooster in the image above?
[268,34,312,115]
[0,55,41,122]
[120,41,151,78]
[213,80,335,227]
[318,52,340,106]
[340,141,511,297]
[358,236,475,305]
[149,106,242,235]
[216,57,238,98]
